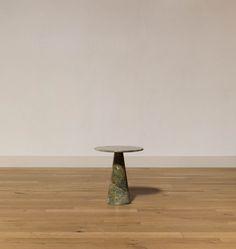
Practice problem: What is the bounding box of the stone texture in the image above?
[95,145,143,153]
[107,152,130,205]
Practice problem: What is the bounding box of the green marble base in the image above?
[107,152,130,205]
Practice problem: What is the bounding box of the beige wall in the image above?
[0,0,235,156]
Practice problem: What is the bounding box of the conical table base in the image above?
[108,152,130,205]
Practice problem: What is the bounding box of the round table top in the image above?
[95,145,144,153]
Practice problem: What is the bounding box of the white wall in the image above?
[0,0,236,156]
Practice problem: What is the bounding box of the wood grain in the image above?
[0,168,235,248]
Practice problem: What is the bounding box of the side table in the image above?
[95,145,144,205]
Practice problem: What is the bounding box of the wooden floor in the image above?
[0,168,236,249]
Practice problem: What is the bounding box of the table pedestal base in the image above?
[107,152,130,205]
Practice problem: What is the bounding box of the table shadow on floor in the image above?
[129,186,162,201]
